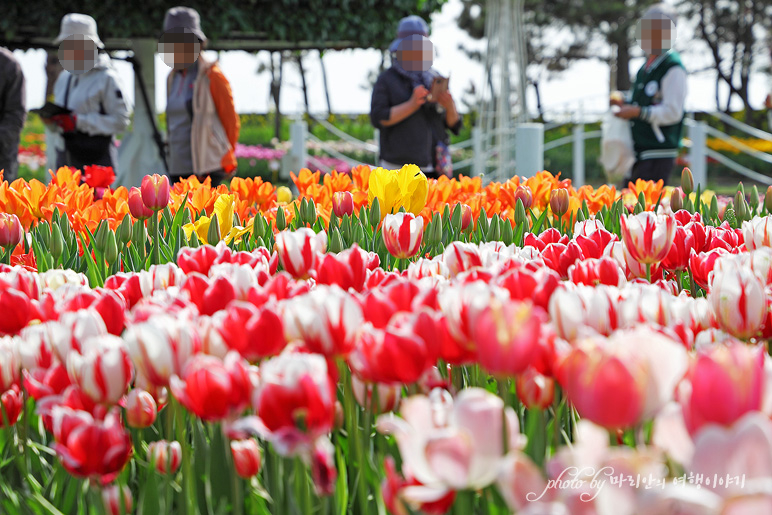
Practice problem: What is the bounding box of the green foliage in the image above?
[2,0,447,50]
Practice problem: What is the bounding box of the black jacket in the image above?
[0,47,26,182]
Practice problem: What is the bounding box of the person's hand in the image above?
[50,113,77,133]
[411,85,429,108]
[609,91,625,107]
[438,91,454,110]
[765,93,772,109]
[614,104,641,120]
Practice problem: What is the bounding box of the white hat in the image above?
[643,3,678,26]
[54,13,105,49]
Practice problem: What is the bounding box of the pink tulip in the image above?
[382,213,424,260]
[147,440,182,474]
[0,213,23,248]
[128,187,153,220]
[124,388,157,429]
[619,211,676,265]
[514,185,533,210]
[679,340,765,435]
[558,327,687,429]
[140,174,170,211]
[377,388,525,492]
[274,228,327,279]
[332,191,354,218]
[231,439,262,478]
[66,335,133,405]
[708,263,766,339]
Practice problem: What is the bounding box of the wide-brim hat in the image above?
[54,13,105,49]
[389,15,429,53]
[163,6,206,42]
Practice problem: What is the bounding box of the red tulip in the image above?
[51,406,132,484]
[102,484,133,515]
[619,212,676,265]
[473,300,545,377]
[541,241,584,279]
[708,264,766,339]
[282,285,363,358]
[255,351,336,453]
[215,301,286,361]
[523,228,568,252]
[332,191,354,218]
[689,248,727,290]
[92,290,127,336]
[128,187,153,220]
[147,440,182,474]
[0,282,31,335]
[0,213,23,248]
[170,352,252,421]
[23,363,71,400]
[275,228,327,279]
[0,386,22,427]
[124,388,157,429]
[83,165,115,189]
[177,245,220,276]
[140,174,170,211]
[66,335,132,406]
[516,368,554,410]
[231,439,262,479]
[382,213,424,260]
[496,266,560,312]
[679,340,765,435]
[706,222,744,252]
[314,244,370,292]
[661,224,696,272]
[568,256,624,287]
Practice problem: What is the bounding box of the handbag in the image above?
[62,75,112,165]
[434,140,452,178]
[599,110,635,184]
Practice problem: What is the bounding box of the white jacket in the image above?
[49,52,130,152]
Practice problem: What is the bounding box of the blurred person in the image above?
[612,3,686,185]
[0,46,26,183]
[45,14,130,173]
[370,16,460,178]
[161,6,240,187]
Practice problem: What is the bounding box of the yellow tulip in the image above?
[183,194,240,245]
[368,165,428,219]
[183,215,212,244]
[276,186,293,204]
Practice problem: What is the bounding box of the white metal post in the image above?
[283,119,307,181]
[573,122,585,188]
[373,128,380,166]
[472,127,484,177]
[688,120,707,190]
[515,123,544,178]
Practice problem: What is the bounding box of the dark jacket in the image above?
[0,47,26,182]
[370,67,434,168]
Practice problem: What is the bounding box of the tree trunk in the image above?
[270,52,284,140]
[296,52,311,117]
[319,50,332,115]
[615,38,631,91]
[532,80,544,120]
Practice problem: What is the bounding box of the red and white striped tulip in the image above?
[351,374,402,414]
[708,263,767,339]
[0,336,20,392]
[66,335,132,405]
[619,211,676,265]
[332,191,354,218]
[274,228,327,279]
[382,213,424,259]
[442,242,483,276]
[140,174,170,211]
[231,439,262,478]
[516,368,555,410]
[147,440,182,474]
[124,388,157,429]
[743,216,772,251]
[102,484,133,515]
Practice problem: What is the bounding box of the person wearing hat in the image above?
[370,16,460,177]
[162,6,240,187]
[45,13,130,173]
[612,3,687,185]
[0,47,26,183]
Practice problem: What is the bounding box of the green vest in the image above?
[630,51,685,160]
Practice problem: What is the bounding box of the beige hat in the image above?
[54,13,105,49]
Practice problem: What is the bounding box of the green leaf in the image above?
[77,233,103,288]
[169,192,190,249]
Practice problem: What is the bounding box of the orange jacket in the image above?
[207,64,240,173]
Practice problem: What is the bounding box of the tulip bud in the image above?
[724,206,737,227]
[432,215,443,246]
[51,223,64,262]
[132,219,146,249]
[514,199,528,227]
[95,222,109,253]
[735,191,747,223]
[681,167,694,195]
[459,204,472,231]
[276,186,292,204]
[0,213,23,249]
[451,203,462,232]
[333,191,354,218]
[369,197,381,229]
[307,199,318,225]
[117,215,132,247]
[765,186,772,214]
[738,182,745,198]
[670,188,683,212]
[516,368,555,410]
[102,484,133,515]
[549,189,569,216]
[575,208,586,223]
[39,221,51,248]
[276,206,287,231]
[334,400,344,431]
[515,185,533,210]
[501,218,514,245]
[710,195,720,220]
[208,213,221,244]
[140,174,171,212]
[128,187,153,220]
[147,440,182,474]
[125,389,157,429]
[252,214,264,242]
[231,439,262,479]
[329,227,344,253]
[750,185,760,213]
[190,231,200,247]
[105,230,118,266]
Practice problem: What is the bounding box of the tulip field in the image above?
[0,162,770,514]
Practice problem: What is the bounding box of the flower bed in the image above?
[0,165,768,513]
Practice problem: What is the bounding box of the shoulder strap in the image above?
[64,75,73,109]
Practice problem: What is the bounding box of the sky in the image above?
[12,0,772,123]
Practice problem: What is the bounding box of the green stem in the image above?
[690,271,698,298]
[152,212,161,265]
[645,263,652,283]
[175,399,193,515]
